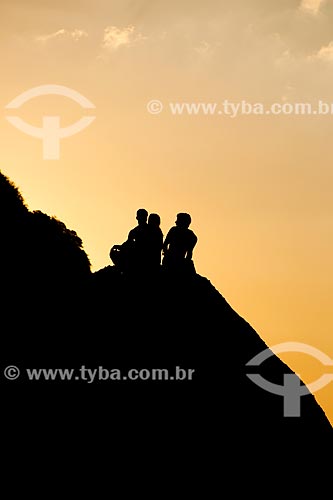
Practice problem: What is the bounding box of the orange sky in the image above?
[1,0,333,425]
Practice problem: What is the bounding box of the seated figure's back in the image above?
[163,213,197,265]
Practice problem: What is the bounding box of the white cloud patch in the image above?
[300,0,326,15]
[312,40,333,61]
[70,29,88,41]
[194,41,212,56]
[101,25,146,52]
[35,28,88,43]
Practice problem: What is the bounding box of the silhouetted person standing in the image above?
[147,213,163,270]
[162,213,197,274]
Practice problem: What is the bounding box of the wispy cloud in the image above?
[311,40,333,61]
[194,41,212,56]
[300,0,326,15]
[35,29,88,43]
[193,40,222,61]
[101,25,146,52]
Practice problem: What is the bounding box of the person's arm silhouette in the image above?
[185,231,197,260]
[127,231,132,244]
[162,228,174,255]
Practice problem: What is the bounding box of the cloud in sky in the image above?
[35,29,88,43]
[300,0,326,15]
[312,40,333,60]
[194,41,212,56]
[101,25,146,52]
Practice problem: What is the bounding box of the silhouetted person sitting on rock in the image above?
[147,213,163,270]
[162,213,197,274]
[110,243,128,271]
[127,208,149,265]
[110,209,149,273]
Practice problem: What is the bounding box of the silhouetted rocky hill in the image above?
[1,170,332,483]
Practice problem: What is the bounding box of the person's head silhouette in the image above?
[175,213,191,229]
[136,208,148,225]
[148,213,161,227]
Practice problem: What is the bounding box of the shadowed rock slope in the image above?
[1,170,332,484]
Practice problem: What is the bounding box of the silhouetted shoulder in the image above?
[165,226,177,237]
[188,229,197,244]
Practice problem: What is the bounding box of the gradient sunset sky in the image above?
[1,0,333,424]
